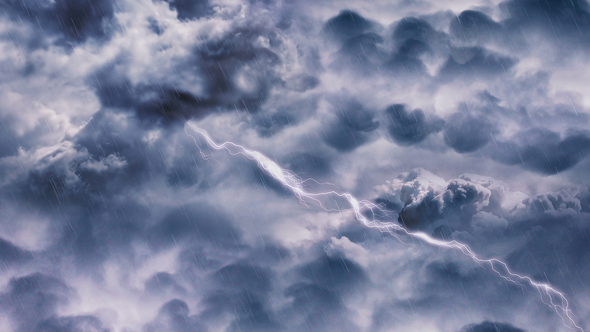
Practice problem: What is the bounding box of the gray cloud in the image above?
[37,315,110,332]
[1,273,72,332]
[323,97,379,152]
[490,128,590,174]
[444,111,497,153]
[459,321,525,332]
[1,0,590,331]
[385,104,444,146]
[1,0,116,48]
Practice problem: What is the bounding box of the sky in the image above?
[0,0,590,331]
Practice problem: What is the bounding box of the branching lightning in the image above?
[185,123,584,332]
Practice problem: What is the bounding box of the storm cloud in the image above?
[0,0,589,331]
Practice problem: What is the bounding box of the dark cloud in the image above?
[0,238,34,264]
[450,10,503,42]
[198,262,279,332]
[147,17,164,35]
[397,189,442,229]
[213,262,273,294]
[145,272,187,296]
[0,118,23,158]
[144,299,206,332]
[338,33,385,71]
[504,196,590,292]
[90,67,211,125]
[90,22,282,125]
[282,152,331,178]
[199,291,279,332]
[323,10,374,42]
[384,17,449,75]
[2,0,590,330]
[249,159,294,197]
[489,128,590,174]
[163,0,214,20]
[253,98,318,137]
[283,283,358,332]
[299,254,367,290]
[283,74,320,92]
[1,273,72,332]
[148,203,241,251]
[444,112,497,153]
[374,168,590,324]
[459,320,526,332]
[392,17,440,45]
[196,26,281,113]
[439,47,515,79]
[371,258,527,331]
[385,38,430,75]
[501,0,590,46]
[253,110,298,137]
[375,169,496,232]
[323,99,379,152]
[385,104,444,146]
[323,10,387,72]
[36,315,110,332]
[1,0,115,46]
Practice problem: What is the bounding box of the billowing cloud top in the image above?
[0,0,590,331]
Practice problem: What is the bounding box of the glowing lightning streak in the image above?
[185,123,584,332]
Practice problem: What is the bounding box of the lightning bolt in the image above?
[184,122,584,332]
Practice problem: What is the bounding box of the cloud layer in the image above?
[1,0,590,331]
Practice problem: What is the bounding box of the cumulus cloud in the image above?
[385,104,444,146]
[459,321,525,332]
[0,0,589,331]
